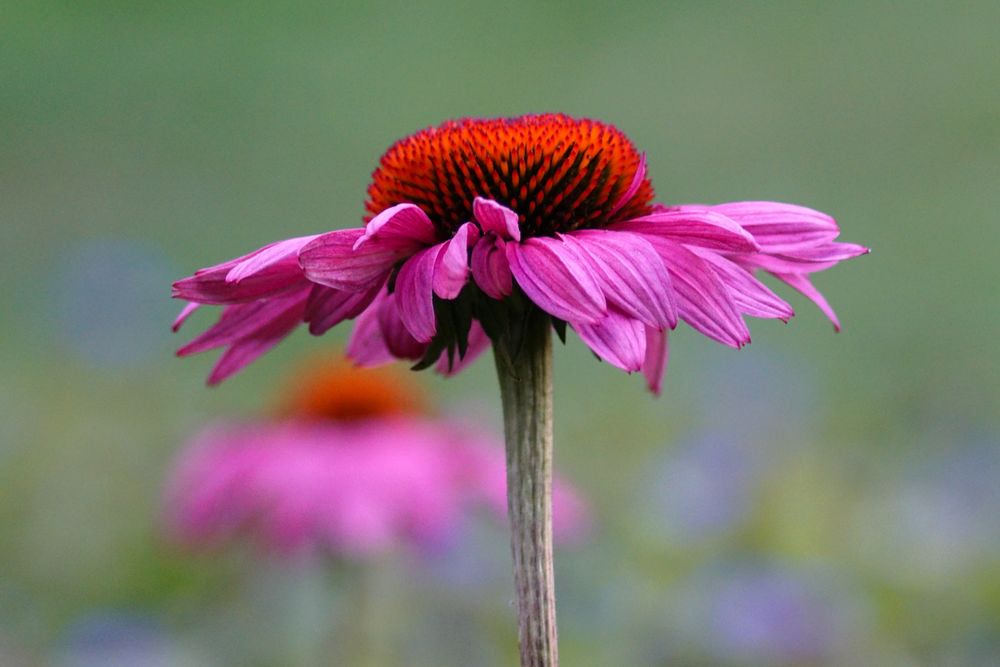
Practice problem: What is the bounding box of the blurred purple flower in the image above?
[674,561,864,666]
[54,612,190,667]
[854,434,1000,580]
[164,358,589,557]
[641,434,762,541]
[711,570,839,663]
[416,516,512,592]
[638,354,819,544]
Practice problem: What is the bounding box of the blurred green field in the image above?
[2,2,998,665]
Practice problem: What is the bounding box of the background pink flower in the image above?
[163,358,589,557]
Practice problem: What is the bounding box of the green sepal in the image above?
[552,318,567,344]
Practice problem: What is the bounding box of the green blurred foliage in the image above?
[2,1,998,665]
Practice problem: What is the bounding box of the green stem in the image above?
[345,559,388,667]
[493,309,558,667]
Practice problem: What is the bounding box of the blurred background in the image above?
[3,1,999,665]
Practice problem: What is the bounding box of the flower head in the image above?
[163,357,588,556]
[173,114,867,392]
[366,115,654,237]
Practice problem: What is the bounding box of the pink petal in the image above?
[355,203,438,251]
[172,274,302,307]
[567,230,677,329]
[608,152,646,217]
[706,201,840,252]
[506,237,607,324]
[432,222,477,299]
[299,228,402,291]
[734,240,869,275]
[177,289,308,357]
[304,283,382,335]
[473,197,521,241]
[394,247,439,343]
[689,247,794,321]
[611,209,760,253]
[376,291,430,360]
[572,309,646,372]
[772,272,842,331]
[225,235,319,284]
[346,297,394,367]
[172,302,200,332]
[770,241,870,264]
[733,252,842,276]
[471,235,513,299]
[642,326,669,396]
[207,324,291,386]
[644,239,750,348]
[200,291,310,385]
[173,241,309,305]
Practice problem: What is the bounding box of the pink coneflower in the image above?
[171,114,865,666]
[164,358,588,557]
[174,115,865,392]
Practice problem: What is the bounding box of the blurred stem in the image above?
[346,559,388,667]
[493,309,558,667]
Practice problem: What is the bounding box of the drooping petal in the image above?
[172,302,200,332]
[346,297,394,367]
[177,289,307,357]
[432,222,478,299]
[733,241,869,275]
[304,283,382,335]
[207,312,300,386]
[644,239,750,348]
[471,235,513,299]
[769,241,870,264]
[611,208,759,253]
[299,228,402,292]
[772,272,843,331]
[225,235,319,284]
[706,201,840,252]
[376,291,429,360]
[173,239,312,305]
[608,152,646,217]
[567,229,677,329]
[689,247,794,321]
[507,237,607,324]
[572,309,646,372]
[394,246,439,342]
[733,253,838,276]
[355,203,438,250]
[642,326,669,396]
[473,197,521,241]
[177,289,310,385]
